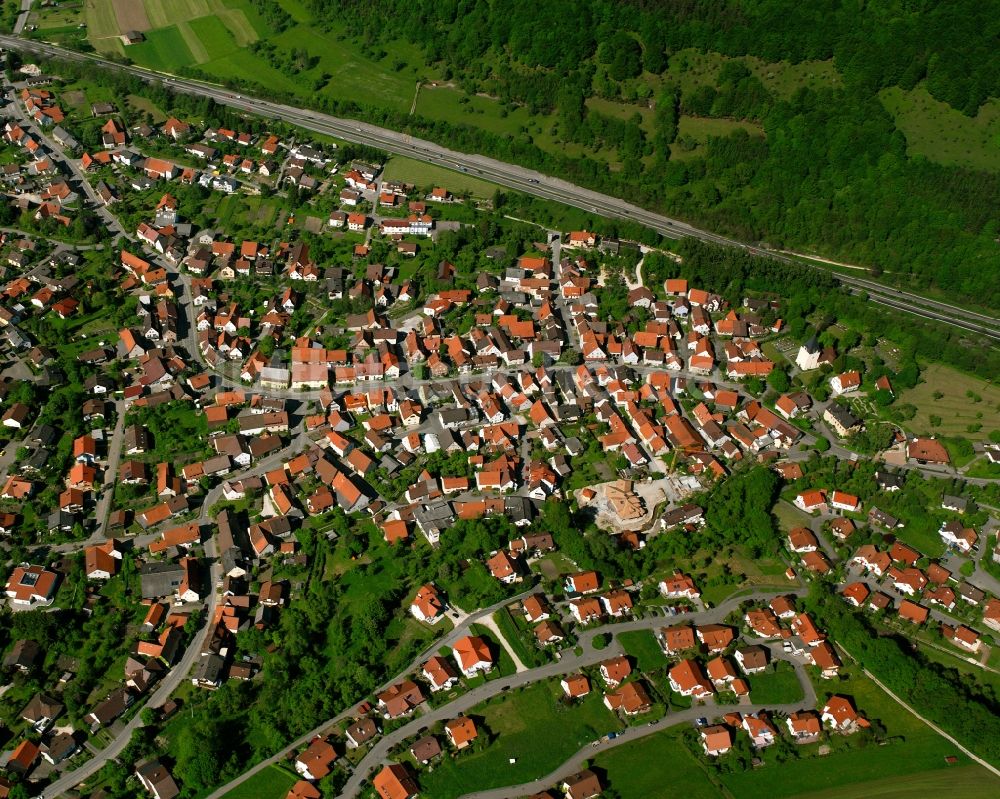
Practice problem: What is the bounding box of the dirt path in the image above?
[410,81,421,115]
[780,249,888,273]
[480,613,528,673]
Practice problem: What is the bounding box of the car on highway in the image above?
[528,178,539,183]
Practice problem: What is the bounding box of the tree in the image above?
[174,717,237,793]
[598,32,642,81]
[766,368,790,394]
[703,467,780,556]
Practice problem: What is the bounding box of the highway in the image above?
[0,35,998,341]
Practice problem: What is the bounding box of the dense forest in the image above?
[278,0,1000,309]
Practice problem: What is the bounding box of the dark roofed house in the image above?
[562,769,602,799]
[84,686,134,729]
[346,717,379,748]
[823,404,862,437]
[4,639,41,671]
[409,734,442,764]
[41,731,79,765]
[958,581,986,606]
[136,758,180,799]
[21,692,63,733]
[140,561,185,599]
[192,653,226,689]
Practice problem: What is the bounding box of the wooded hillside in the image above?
[294,0,1000,309]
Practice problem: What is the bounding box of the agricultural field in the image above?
[219,764,298,799]
[380,155,498,199]
[85,0,428,111]
[787,767,1000,799]
[881,85,1000,172]
[416,680,621,799]
[898,363,1000,441]
[126,25,196,72]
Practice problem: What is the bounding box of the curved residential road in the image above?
[0,36,997,339]
[37,428,330,796]
[337,588,805,799]
[203,586,539,799]
[459,695,814,799]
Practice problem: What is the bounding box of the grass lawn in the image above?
[966,458,1000,479]
[618,629,669,672]
[897,363,1000,442]
[381,155,499,199]
[417,680,621,799]
[773,500,813,533]
[881,85,1000,173]
[586,96,655,132]
[697,546,794,606]
[29,1,84,31]
[879,509,946,559]
[492,607,545,669]
[128,94,168,123]
[655,48,839,100]
[595,728,722,799]
[722,664,983,798]
[671,114,766,160]
[417,85,540,138]
[747,662,804,704]
[218,764,298,799]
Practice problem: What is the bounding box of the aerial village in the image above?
[0,65,996,799]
